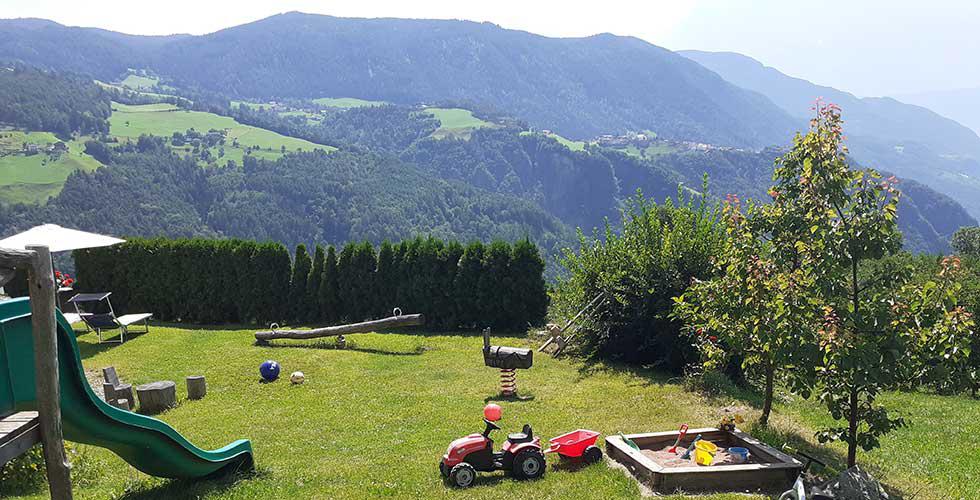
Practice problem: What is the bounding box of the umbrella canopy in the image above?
[0,224,125,253]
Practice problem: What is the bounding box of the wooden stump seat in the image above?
[136,381,177,414]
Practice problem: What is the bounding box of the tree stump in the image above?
[108,398,130,411]
[186,376,207,400]
[136,381,176,414]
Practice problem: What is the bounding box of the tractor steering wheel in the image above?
[482,418,500,438]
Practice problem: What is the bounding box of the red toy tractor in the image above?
[440,404,546,488]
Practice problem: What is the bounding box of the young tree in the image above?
[765,102,973,467]
[674,195,820,426]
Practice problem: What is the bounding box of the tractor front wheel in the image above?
[449,463,477,488]
[512,449,546,480]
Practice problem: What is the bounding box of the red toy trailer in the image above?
[544,429,603,463]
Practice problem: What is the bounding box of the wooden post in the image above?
[25,245,73,500]
[186,376,207,400]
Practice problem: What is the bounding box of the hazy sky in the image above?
[4,0,979,96]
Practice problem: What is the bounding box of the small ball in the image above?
[290,371,305,384]
[484,403,502,421]
[259,360,281,382]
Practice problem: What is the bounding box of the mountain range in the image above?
[681,50,980,221]
[0,12,976,256]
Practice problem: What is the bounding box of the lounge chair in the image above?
[66,292,152,343]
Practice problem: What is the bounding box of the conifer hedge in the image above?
[72,236,547,329]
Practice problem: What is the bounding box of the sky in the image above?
[3,0,979,96]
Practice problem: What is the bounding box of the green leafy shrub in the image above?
[551,189,725,372]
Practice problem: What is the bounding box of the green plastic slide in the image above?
[0,297,253,478]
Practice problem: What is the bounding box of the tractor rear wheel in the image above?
[449,463,477,488]
[512,449,546,480]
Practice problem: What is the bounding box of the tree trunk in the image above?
[254,313,424,341]
[847,384,859,468]
[759,363,775,427]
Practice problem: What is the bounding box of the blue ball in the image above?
[259,360,281,381]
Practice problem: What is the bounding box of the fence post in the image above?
[26,244,73,500]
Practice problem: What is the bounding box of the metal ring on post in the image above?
[392,307,402,317]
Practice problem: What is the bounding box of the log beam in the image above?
[255,314,424,341]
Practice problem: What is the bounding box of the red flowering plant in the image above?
[54,270,75,289]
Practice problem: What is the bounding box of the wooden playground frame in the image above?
[0,245,73,499]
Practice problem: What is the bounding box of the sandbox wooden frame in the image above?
[606,427,802,494]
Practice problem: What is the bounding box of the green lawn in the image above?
[426,108,497,140]
[312,97,386,108]
[2,325,975,499]
[0,131,102,204]
[109,102,333,163]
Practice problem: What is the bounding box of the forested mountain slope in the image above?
[681,50,980,221]
[0,13,800,148]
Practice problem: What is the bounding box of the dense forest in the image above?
[0,65,111,136]
[0,137,572,258]
[231,103,440,153]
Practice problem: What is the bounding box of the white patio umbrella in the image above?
[0,224,125,253]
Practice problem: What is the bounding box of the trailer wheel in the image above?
[449,463,476,488]
[583,445,603,464]
[512,450,546,480]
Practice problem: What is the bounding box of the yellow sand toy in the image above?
[694,439,719,466]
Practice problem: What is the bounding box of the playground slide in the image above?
[0,297,253,479]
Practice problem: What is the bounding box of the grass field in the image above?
[0,131,102,204]
[426,108,497,140]
[619,143,679,159]
[120,74,160,91]
[521,131,587,152]
[109,102,332,164]
[312,97,386,108]
[1,325,975,499]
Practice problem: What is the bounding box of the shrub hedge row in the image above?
[72,236,547,329]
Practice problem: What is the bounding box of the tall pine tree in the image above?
[289,244,312,322]
[307,245,325,322]
[319,245,340,324]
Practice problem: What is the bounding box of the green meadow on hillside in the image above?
[521,131,587,152]
[120,74,160,91]
[313,97,387,108]
[426,108,498,139]
[0,130,102,204]
[109,102,331,165]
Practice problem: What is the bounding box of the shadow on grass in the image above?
[573,360,677,387]
[114,467,267,500]
[484,392,536,403]
[255,339,429,356]
[75,329,152,360]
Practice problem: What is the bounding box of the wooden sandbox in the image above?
[606,427,802,494]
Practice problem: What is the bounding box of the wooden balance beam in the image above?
[254,313,424,342]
